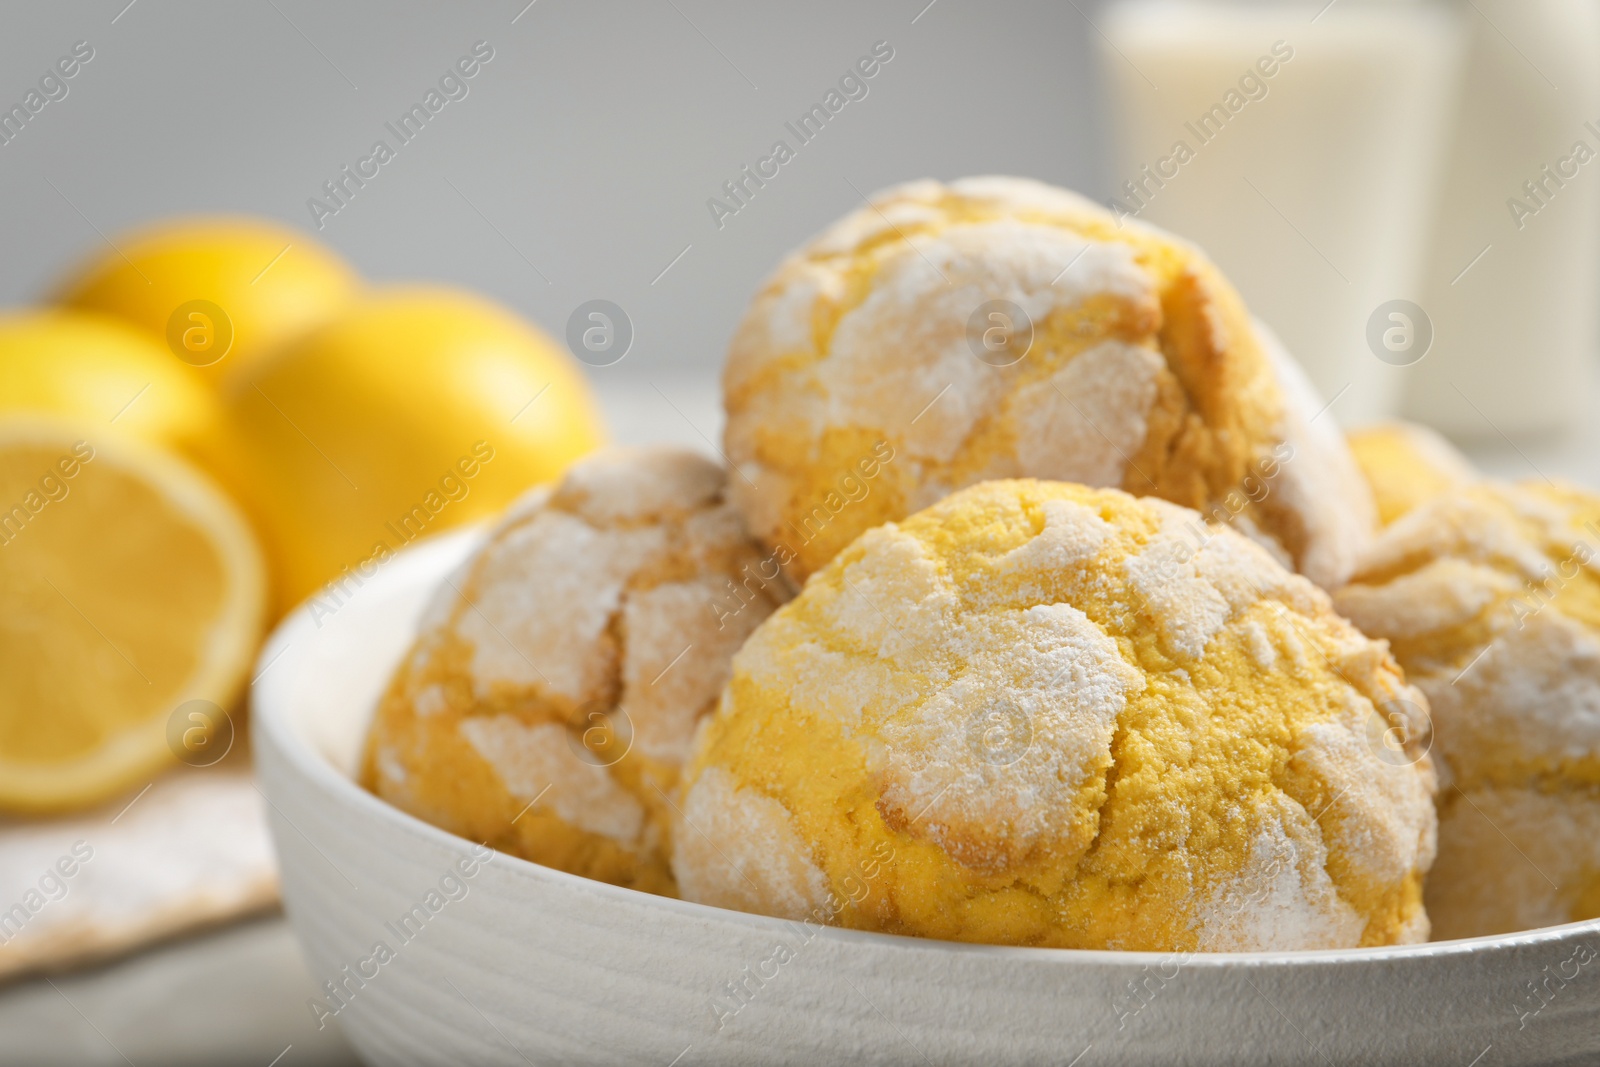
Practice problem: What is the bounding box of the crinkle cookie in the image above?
[722,175,1373,589]
[363,447,786,895]
[1347,421,1477,526]
[1335,480,1600,937]
[675,479,1436,950]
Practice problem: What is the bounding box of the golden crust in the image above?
[362,447,787,895]
[1427,785,1600,939]
[1335,480,1600,936]
[722,176,1370,588]
[1347,421,1477,526]
[676,479,1436,950]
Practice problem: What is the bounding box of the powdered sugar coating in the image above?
[459,509,665,702]
[1334,480,1600,936]
[677,480,1435,951]
[723,175,1372,588]
[459,716,645,843]
[1195,796,1365,952]
[1428,786,1600,938]
[1335,482,1600,785]
[876,601,1141,873]
[1009,341,1165,488]
[363,446,787,895]
[673,767,830,921]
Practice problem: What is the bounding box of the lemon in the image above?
[54,216,359,386]
[0,417,266,813]
[0,309,220,452]
[209,287,606,615]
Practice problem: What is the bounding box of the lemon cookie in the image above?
[363,447,787,895]
[1347,421,1477,526]
[675,479,1436,950]
[1335,481,1600,937]
[722,176,1373,589]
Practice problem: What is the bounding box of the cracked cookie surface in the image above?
[676,479,1435,950]
[1335,480,1600,936]
[363,446,786,895]
[722,175,1372,589]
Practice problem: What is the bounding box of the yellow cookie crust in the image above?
[1347,421,1477,526]
[363,447,786,895]
[723,176,1370,589]
[1335,480,1600,937]
[677,479,1436,951]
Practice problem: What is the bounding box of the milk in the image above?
[1404,0,1600,439]
[1099,0,1465,425]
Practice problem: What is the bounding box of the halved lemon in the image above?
[0,417,265,812]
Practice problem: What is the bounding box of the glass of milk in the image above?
[1404,0,1600,440]
[1098,0,1466,426]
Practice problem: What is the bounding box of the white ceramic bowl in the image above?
[254,530,1600,1066]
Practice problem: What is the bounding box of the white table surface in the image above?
[3,373,1595,1066]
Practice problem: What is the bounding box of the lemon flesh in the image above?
[0,419,265,812]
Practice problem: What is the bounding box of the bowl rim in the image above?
[253,527,1600,970]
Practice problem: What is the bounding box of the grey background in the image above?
[0,0,1109,382]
